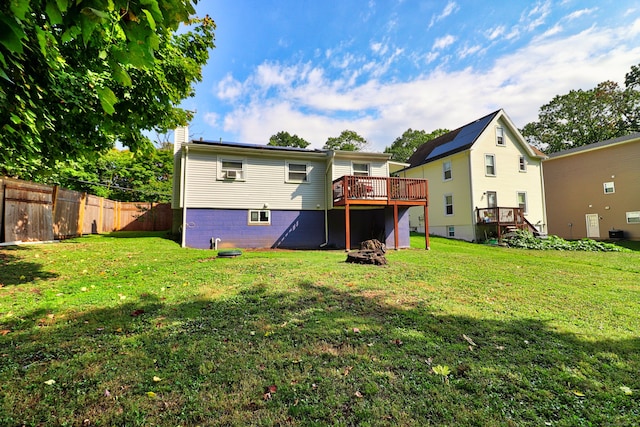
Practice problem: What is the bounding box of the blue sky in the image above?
[179,0,640,152]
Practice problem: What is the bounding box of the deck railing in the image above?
[332,176,427,205]
[476,207,525,225]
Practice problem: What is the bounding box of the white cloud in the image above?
[565,8,596,21]
[486,26,506,41]
[429,1,459,28]
[211,21,640,152]
[522,1,551,32]
[433,34,456,50]
[203,112,219,128]
[458,44,483,59]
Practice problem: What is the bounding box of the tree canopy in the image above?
[521,64,640,154]
[0,1,215,180]
[384,128,449,162]
[58,148,173,203]
[323,130,367,151]
[268,131,310,148]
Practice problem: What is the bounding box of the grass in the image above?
[1,232,639,426]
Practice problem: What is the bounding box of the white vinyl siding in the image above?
[184,150,326,210]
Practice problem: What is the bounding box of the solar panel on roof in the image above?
[425,113,495,160]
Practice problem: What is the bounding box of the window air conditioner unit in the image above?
[226,170,238,179]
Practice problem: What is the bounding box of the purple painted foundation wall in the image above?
[185,209,325,249]
[185,207,411,250]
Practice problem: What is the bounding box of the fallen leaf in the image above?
[146,391,157,398]
[104,389,111,397]
[352,327,360,334]
[620,386,633,395]
[130,309,145,317]
[266,384,277,393]
[0,330,10,336]
[462,334,477,347]
[44,379,56,385]
[572,390,585,397]
[153,376,162,382]
[495,345,505,350]
[392,339,403,346]
[343,366,353,376]
[354,391,363,398]
[263,392,272,401]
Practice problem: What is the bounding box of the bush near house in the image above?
[503,230,625,251]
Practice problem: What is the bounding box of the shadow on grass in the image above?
[0,247,59,286]
[100,230,179,242]
[1,283,638,426]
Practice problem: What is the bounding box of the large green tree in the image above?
[521,64,640,153]
[323,129,367,151]
[384,128,449,162]
[59,148,173,202]
[0,1,214,180]
[268,131,310,148]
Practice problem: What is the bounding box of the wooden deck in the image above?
[332,176,428,206]
[475,207,539,240]
[332,176,429,250]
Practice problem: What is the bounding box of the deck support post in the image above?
[345,204,351,251]
[393,204,399,250]
[424,202,430,250]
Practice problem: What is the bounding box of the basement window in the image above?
[603,182,615,194]
[627,211,640,224]
[248,210,270,225]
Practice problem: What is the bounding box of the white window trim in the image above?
[444,193,454,216]
[285,161,310,183]
[603,182,615,194]
[496,126,505,146]
[443,160,452,181]
[248,209,270,225]
[218,157,246,181]
[485,154,496,176]
[626,211,640,224]
[517,191,528,214]
[447,225,455,237]
[519,155,527,172]
[352,162,370,176]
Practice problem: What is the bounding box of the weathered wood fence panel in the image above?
[1,177,173,243]
[2,178,54,242]
[52,187,84,239]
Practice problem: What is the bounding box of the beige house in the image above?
[543,133,640,241]
[395,109,547,242]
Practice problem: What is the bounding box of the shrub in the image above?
[502,230,624,252]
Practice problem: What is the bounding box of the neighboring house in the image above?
[543,133,640,241]
[395,109,547,242]
[172,132,429,250]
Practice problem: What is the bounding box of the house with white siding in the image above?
[172,132,429,250]
[395,109,547,242]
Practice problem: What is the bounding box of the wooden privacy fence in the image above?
[0,177,173,243]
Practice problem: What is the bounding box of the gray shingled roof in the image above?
[546,132,640,158]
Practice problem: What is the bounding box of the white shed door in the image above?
[585,214,600,238]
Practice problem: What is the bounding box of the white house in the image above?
[395,109,547,242]
[172,132,429,250]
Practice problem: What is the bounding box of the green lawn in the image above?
[1,232,639,426]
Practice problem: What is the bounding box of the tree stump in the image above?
[345,239,388,265]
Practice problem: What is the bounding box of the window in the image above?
[485,154,496,176]
[287,162,309,182]
[517,192,527,214]
[519,156,526,172]
[220,159,244,180]
[444,194,453,216]
[603,182,615,194]
[352,163,370,176]
[443,160,452,181]
[496,127,505,146]
[486,191,497,208]
[248,209,270,225]
[447,226,455,237]
[626,211,640,224]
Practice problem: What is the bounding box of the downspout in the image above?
[320,150,335,247]
[539,156,548,234]
[468,150,477,242]
[181,146,188,248]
